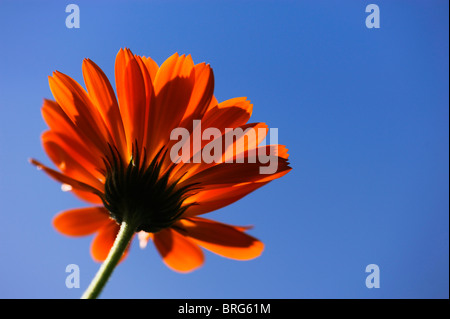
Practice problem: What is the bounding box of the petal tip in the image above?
[29,158,43,170]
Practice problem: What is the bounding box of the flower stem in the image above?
[81,220,135,299]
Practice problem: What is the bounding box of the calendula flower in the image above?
[31,48,291,298]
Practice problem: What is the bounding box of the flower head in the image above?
[31,48,291,272]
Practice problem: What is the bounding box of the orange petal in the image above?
[174,218,264,260]
[148,53,195,159]
[231,144,291,171]
[29,158,103,196]
[42,130,103,178]
[161,63,214,170]
[178,149,291,187]
[41,99,76,135]
[42,131,104,191]
[41,99,104,163]
[153,228,204,273]
[134,54,155,161]
[141,56,159,83]
[180,62,214,125]
[115,48,147,156]
[48,71,112,154]
[53,207,111,236]
[82,58,127,158]
[204,94,219,113]
[201,97,253,131]
[220,122,268,163]
[91,220,133,263]
[182,181,270,217]
[170,122,268,182]
[71,189,104,205]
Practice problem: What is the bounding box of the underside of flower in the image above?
[101,142,198,233]
[31,49,291,278]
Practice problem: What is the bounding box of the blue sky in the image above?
[0,0,448,299]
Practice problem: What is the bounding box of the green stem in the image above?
[81,220,136,299]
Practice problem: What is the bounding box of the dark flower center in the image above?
[101,144,197,233]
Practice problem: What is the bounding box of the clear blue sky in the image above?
[0,0,448,299]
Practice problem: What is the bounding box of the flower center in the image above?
[101,144,197,233]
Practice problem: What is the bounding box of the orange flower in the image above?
[31,48,291,273]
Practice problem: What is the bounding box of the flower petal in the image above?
[30,158,103,195]
[153,228,204,273]
[53,207,111,236]
[174,218,264,260]
[182,181,270,217]
[71,189,104,204]
[148,53,195,159]
[201,97,253,131]
[161,62,214,170]
[178,147,291,187]
[42,131,104,191]
[48,71,112,154]
[220,122,268,163]
[41,99,76,135]
[115,48,147,156]
[41,99,105,163]
[134,54,156,163]
[180,62,214,126]
[205,95,219,113]
[140,56,159,82]
[91,220,132,263]
[170,122,268,182]
[82,58,127,158]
